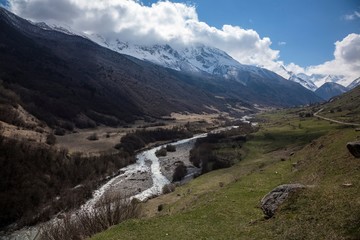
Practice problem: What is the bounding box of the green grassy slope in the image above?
[319,85,360,123]
[91,109,360,240]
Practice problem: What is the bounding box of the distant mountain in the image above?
[347,77,360,90]
[280,63,352,91]
[280,66,317,91]
[0,7,322,128]
[295,73,349,88]
[315,82,348,101]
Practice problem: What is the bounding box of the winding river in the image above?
[3,124,247,240]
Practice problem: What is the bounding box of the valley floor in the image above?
[91,109,360,240]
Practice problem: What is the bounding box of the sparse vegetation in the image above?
[0,136,135,231]
[190,124,253,174]
[39,194,139,240]
[116,127,192,154]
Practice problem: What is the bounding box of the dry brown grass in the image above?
[39,194,139,240]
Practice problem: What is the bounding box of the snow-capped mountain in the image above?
[281,66,317,91]
[347,77,360,90]
[35,21,88,38]
[31,20,332,95]
[21,19,353,92]
[88,35,285,85]
[280,64,351,91]
[304,74,348,88]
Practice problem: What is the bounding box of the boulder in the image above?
[347,142,360,158]
[260,183,305,218]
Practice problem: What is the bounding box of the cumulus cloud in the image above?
[306,33,360,81]
[8,0,280,70]
[5,0,360,85]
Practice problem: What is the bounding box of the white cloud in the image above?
[8,0,280,70]
[6,0,360,85]
[344,11,360,21]
[306,33,360,82]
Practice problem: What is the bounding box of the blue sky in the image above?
[1,0,359,81]
[141,0,360,67]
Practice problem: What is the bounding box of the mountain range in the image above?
[0,7,322,128]
[88,33,360,93]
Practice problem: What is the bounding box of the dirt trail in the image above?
[314,108,360,127]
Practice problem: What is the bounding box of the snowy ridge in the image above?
[347,77,360,90]
[30,19,351,89]
[35,21,89,38]
[281,64,350,91]
[89,35,280,85]
[302,74,348,88]
[281,65,318,91]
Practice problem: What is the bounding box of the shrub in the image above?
[46,133,56,145]
[172,162,187,182]
[60,122,75,131]
[117,127,192,154]
[157,204,164,212]
[166,144,176,152]
[162,184,176,194]
[39,194,139,240]
[155,147,167,157]
[87,133,99,141]
[189,125,253,175]
[54,128,66,136]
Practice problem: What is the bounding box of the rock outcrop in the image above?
[347,142,360,158]
[260,184,305,218]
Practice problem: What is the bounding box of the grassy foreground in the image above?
[91,109,360,240]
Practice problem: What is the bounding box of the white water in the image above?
[132,133,207,201]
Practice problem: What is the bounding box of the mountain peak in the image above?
[281,65,318,91]
[315,82,348,101]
